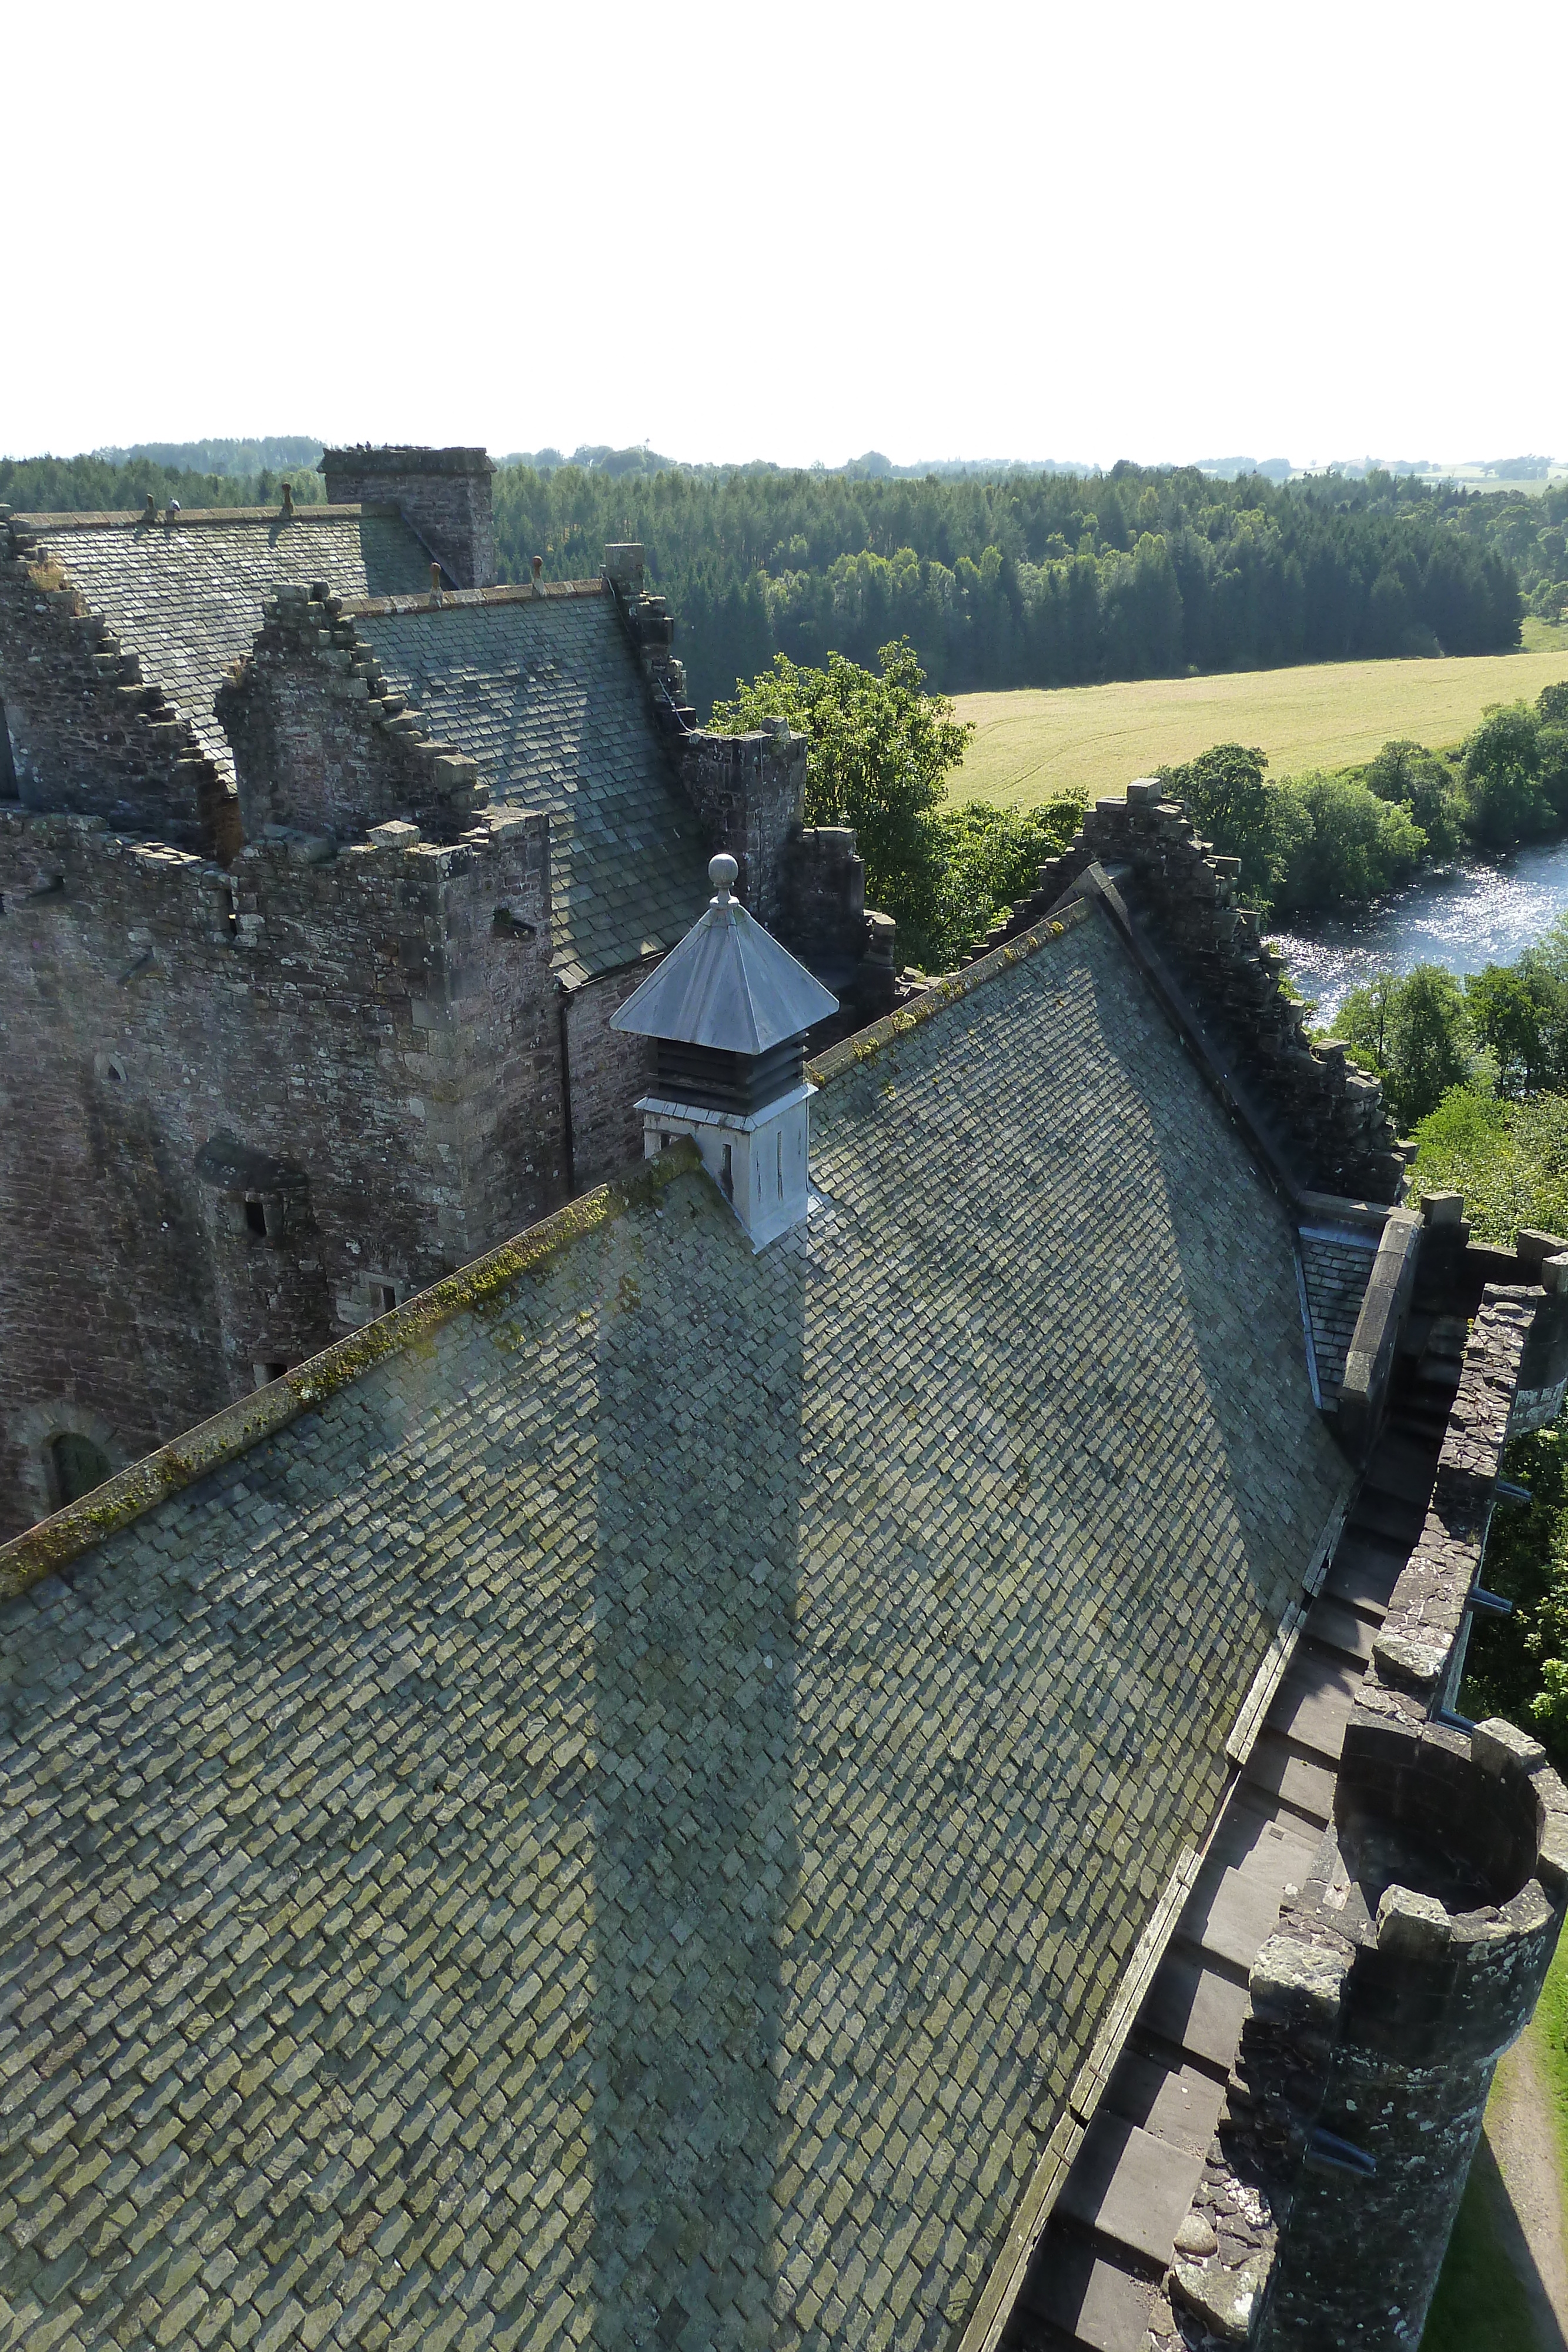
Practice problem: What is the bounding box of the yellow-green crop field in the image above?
[951,620,1568,810]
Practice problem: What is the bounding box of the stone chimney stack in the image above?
[319,446,496,589]
[610,855,837,1249]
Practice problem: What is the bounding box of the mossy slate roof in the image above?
[356,596,710,987]
[28,513,437,775]
[0,910,1348,2352]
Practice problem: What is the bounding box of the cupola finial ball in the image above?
[708,854,738,901]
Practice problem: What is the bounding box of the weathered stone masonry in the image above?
[1139,1218,1568,2351]
[604,542,900,1014]
[0,799,559,1534]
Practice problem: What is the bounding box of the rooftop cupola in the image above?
[611,854,837,1247]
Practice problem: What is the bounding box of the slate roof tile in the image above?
[356,594,710,987]
[0,908,1348,2352]
[26,511,436,774]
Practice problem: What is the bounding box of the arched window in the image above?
[44,1429,111,1509]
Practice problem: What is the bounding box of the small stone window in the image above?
[245,1199,268,1237]
[377,1283,399,1314]
[253,1361,290,1389]
[44,1429,111,1510]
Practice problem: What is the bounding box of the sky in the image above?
[5,0,1565,472]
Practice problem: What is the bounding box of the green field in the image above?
[951,621,1568,811]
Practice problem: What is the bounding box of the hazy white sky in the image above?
[6,0,1564,469]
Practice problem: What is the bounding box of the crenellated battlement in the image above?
[1141,1215,1568,2351]
[1,792,550,943]
[994,781,1406,1202]
[601,542,894,1005]
[1173,1705,1568,2350]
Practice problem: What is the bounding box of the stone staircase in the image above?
[1003,1349,1456,2351]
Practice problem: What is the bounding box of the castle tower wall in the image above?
[675,720,807,933]
[0,803,560,1536]
[1254,1716,1567,2350]
[1161,1258,1568,2352]
[601,546,895,1001]
[320,447,496,589]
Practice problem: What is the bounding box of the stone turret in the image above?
[1259,1716,1564,2350]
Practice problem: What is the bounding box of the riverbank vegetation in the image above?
[1157,683,1568,927]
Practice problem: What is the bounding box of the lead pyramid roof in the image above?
[610,863,838,1054]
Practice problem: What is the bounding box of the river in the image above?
[1269,836,1568,1024]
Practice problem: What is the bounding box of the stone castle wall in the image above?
[1161,1229,1568,2351]
[0,801,560,1536]
[601,543,895,1011]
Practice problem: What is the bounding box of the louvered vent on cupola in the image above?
[610,856,838,1248]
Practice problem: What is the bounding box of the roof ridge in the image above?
[16,504,398,530]
[345,579,607,618]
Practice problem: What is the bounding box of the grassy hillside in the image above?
[951,622,1568,809]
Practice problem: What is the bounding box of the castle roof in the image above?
[8,516,709,983]
[610,856,838,1051]
[0,901,1350,2352]
[15,506,436,774]
[353,586,710,987]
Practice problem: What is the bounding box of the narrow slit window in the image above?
[777,1132,784,1200]
[720,1143,733,1201]
[378,1284,397,1314]
[223,887,238,939]
[245,1199,267,1237]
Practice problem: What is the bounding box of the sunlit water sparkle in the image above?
[1269,837,1568,1025]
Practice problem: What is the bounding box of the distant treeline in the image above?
[5,447,1548,716]
[490,462,1526,712]
[0,452,326,515]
